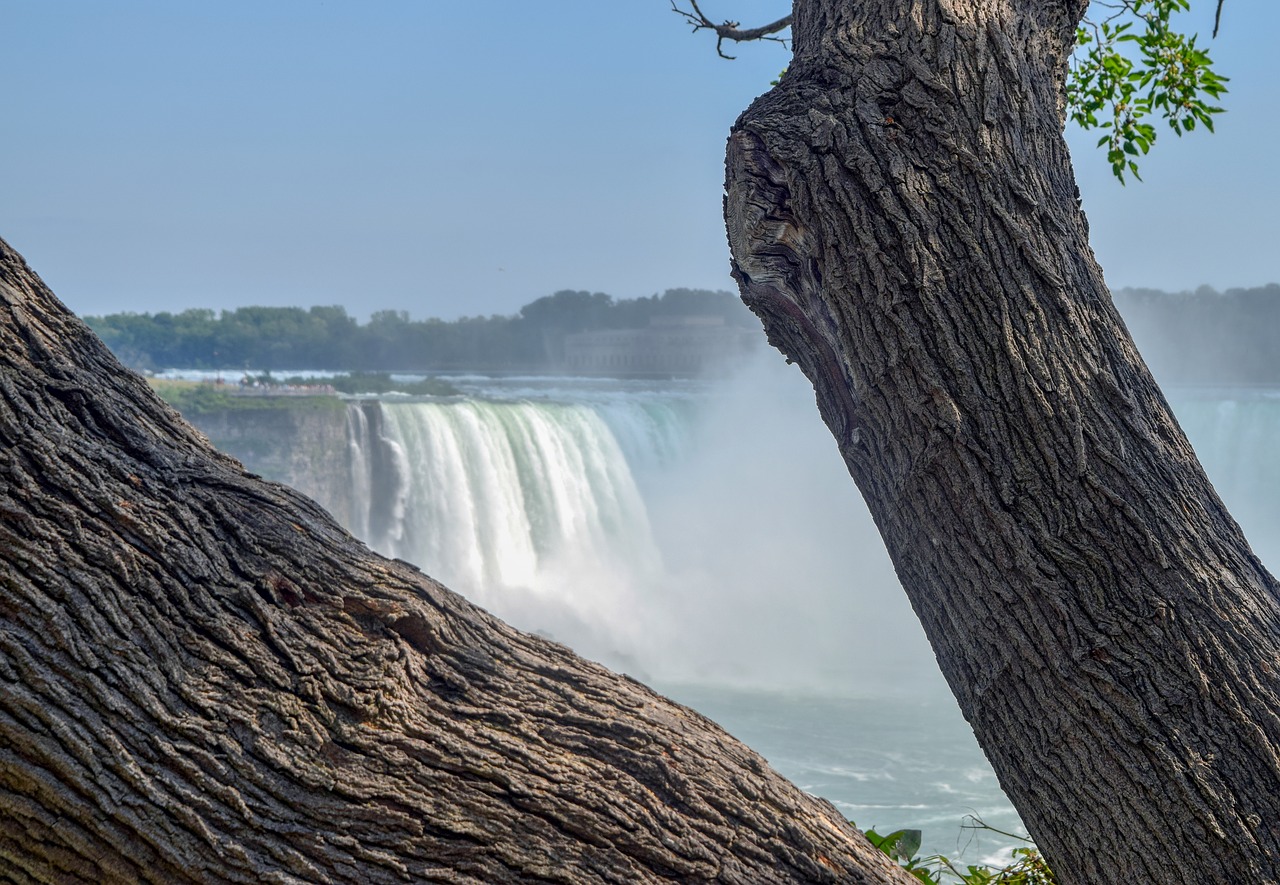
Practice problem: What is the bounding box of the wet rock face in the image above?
[188,404,357,524]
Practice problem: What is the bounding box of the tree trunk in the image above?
[0,237,915,883]
[725,1,1280,882]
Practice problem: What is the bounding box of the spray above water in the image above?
[335,357,937,693]
[334,359,1280,696]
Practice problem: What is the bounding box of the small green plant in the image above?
[860,819,1057,885]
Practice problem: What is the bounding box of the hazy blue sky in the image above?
[5,2,1276,321]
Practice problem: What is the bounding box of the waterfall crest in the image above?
[345,396,670,668]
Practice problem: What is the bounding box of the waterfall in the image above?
[1167,389,1280,565]
[329,362,934,690]
[344,395,674,670]
[331,373,1280,691]
[344,404,374,542]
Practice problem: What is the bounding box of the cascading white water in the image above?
[337,369,1280,694]
[344,404,374,542]
[1166,389,1280,565]
[337,361,935,690]
[345,395,672,669]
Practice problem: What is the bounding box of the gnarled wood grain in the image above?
[726,1,1280,883]
[0,236,913,883]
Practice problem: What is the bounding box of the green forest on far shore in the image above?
[84,284,1280,383]
[86,288,755,373]
[1115,284,1280,384]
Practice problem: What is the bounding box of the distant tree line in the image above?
[1113,284,1280,385]
[85,288,755,372]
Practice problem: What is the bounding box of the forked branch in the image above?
[670,0,792,59]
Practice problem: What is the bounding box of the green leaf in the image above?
[892,829,923,861]
[1068,0,1228,182]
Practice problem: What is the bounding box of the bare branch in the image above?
[670,0,792,60]
[1213,0,1225,38]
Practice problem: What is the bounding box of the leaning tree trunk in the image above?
[0,236,915,883]
[726,1,1280,882]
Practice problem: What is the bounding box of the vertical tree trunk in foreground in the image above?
[726,1,1280,882]
[0,236,915,882]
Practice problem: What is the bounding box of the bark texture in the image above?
[726,1,1280,883]
[0,236,915,883]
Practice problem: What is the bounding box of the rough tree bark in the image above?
[726,1,1280,883]
[0,236,916,882]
